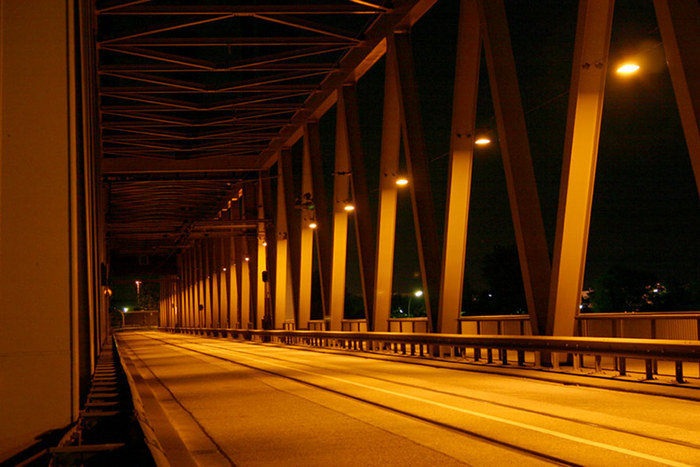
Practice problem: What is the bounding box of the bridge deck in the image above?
[116,331,700,466]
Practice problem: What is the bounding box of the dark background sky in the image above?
[314,0,698,296]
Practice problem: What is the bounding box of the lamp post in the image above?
[407,290,423,316]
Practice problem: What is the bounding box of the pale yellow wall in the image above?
[0,0,77,460]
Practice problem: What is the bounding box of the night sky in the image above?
[319,0,698,296]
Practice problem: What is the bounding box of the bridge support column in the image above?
[373,51,402,333]
[256,178,268,329]
[479,0,552,336]
[298,126,316,330]
[439,0,481,335]
[275,151,293,329]
[390,32,443,333]
[549,0,614,336]
[653,0,700,197]
[329,95,352,331]
[342,83,377,331]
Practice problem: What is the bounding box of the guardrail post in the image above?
[645,359,654,380]
[675,361,684,384]
[501,349,508,365]
[517,350,525,366]
[594,355,602,373]
[618,357,626,376]
[487,348,493,364]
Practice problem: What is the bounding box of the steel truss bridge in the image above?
[1,0,698,463]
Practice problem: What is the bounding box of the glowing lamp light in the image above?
[617,63,640,74]
[414,290,423,297]
[396,178,409,186]
[475,138,491,145]
[244,257,250,262]
[308,222,318,229]
[123,307,128,312]
[262,241,267,247]
[344,204,355,212]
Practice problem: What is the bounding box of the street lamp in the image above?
[407,290,423,316]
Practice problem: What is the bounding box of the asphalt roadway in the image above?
[115,331,700,467]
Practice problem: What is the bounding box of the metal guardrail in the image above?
[162,326,700,385]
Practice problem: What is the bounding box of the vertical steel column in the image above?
[244,184,259,329]
[549,0,614,336]
[188,248,195,327]
[229,235,239,328]
[308,121,333,322]
[390,32,442,332]
[211,238,221,327]
[222,237,231,327]
[177,255,184,327]
[373,51,402,332]
[240,240,251,329]
[329,94,352,330]
[342,83,377,330]
[256,178,268,329]
[234,236,244,328]
[298,125,316,329]
[478,0,552,335]
[205,239,214,327]
[275,152,292,329]
[262,171,277,327]
[196,241,205,327]
[439,0,481,334]
[218,238,228,328]
[280,148,301,326]
[653,0,700,196]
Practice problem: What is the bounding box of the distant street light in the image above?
[396,177,409,186]
[407,290,423,316]
[617,63,640,74]
[475,138,491,145]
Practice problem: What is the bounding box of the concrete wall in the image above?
[0,1,79,459]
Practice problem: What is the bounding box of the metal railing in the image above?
[162,326,700,385]
[577,312,700,340]
[459,315,531,335]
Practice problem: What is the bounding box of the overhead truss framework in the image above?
[97,0,435,255]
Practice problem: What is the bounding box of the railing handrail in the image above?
[387,317,429,322]
[577,311,700,320]
[458,315,528,321]
[167,327,700,362]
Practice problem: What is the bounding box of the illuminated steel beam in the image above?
[99,15,234,44]
[103,156,260,174]
[257,0,440,168]
[275,151,292,329]
[243,183,259,329]
[342,83,377,330]
[101,5,382,15]
[113,37,353,47]
[439,0,481,334]
[549,0,614,336]
[390,32,441,333]
[280,148,301,327]
[256,177,268,329]
[373,46,401,333]
[253,15,359,43]
[229,235,239,328]
[222,236,231,328]
[211,239,221,327]
[308,121,333,321]
[653,0,700,196]
[329,95,352,331]
[298,126,315,329]
[479,0,551,336]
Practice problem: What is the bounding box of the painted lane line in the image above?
[191,342,693,467]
